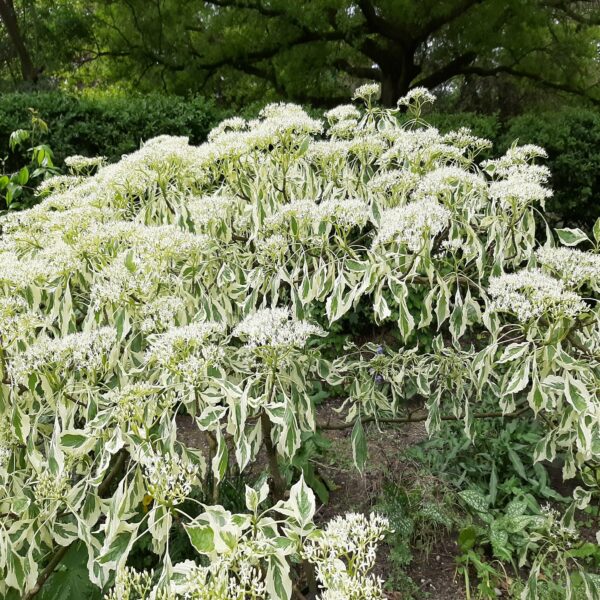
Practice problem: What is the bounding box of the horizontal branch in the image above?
[333,58,382,81]
[462,64,600,105]
[318,404,530,431]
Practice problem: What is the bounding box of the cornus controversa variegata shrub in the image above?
[0,84,599,598]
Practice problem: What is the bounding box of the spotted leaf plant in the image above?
[0,85,598,598]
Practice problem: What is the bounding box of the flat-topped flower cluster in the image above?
[489,269,588,322]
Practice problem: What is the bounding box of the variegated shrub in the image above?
[0,85,598,598]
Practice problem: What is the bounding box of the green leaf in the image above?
[17,166,29,186]
[503,358,531,396]
[288,474,315,527]
[60,431,96,455]
[555,227,589,246]
[38,556,102,600]
[212,429,229,482]
[266,555,292,600]
[459,489,488,513]
[457,526,478,552]
[351,418,368,473]
[97,524,138,568]
[489,526,510,561]
[498,342,530,364]
[185,524,215,554]
[564,375,590,412]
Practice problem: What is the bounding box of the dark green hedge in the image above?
[0,91,222,169]
[0,92,597,228]
[500,108,600,228]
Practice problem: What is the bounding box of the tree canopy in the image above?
[1,1,600,108]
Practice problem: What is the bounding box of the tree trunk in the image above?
[380,72,410,107]
[379,50,420,107]
[0,0,37,83]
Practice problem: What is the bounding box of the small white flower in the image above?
[325,104,361,124]
[488,175,552,209]
[145,322,226,369]
[536,246,600,289]
[9,327,116,384]
[373,199,450,252]
[352,83,381,102]
[64,155,106,174]
[142,450,198,506]
[233,307,325,350]
[489,269,587,322]
[397,87,436,108]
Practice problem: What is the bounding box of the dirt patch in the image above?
[316,399,466,599]
[177,401,467,598]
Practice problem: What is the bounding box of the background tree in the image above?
[74,0,600,107]
[0,0,91,87]
[1,0,599,109]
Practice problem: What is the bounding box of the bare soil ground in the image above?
[316,400,466,600]
[176,401,467,599]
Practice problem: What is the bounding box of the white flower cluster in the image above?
[64,155,106,173]
[540,504,579,546]
[263,199,319,232]
[443,127,492,155]
[255,234,289,265]
[178,557,266,599]
[137,225,210,263]
[104,567,154,600]
[303,513,389,600]
[9,327,116,384]
[0,251,49,290]
[489,269,587,322]
[139,295,186,333]
[0,444,11,473]
[352,83,381,102]
[187,195,237,230]
[318,198,370,231]
[207,116,248,143]
[145,322,226,372]
[142,450,198,507]
[372,199,450,251]
[90,255,165,312]
[536,246,600,288]
[34,471,71,503]
[307,140,351,164]
[325,104,361,124]
[263,198,369,236]
[367,169,420,204]
[0,418,15,472]
[0,296,48,342]
[397,86,436,108]
[209,103,323,154]
[104,383,156,425]
[485,144,547,169]
[233,307,325,350]
[329,118,359,139]
[415,166,486,203]
[36,174,84,196]
[488,174,552,210]
[381,127,465,167]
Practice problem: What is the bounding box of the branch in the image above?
[414,0,485,43]
[355,0,406,42]
[412,51,477,90]
[543,0,600,25]
[318,404,530,431]
[333,58,382,81]
[462,64,600,105]
[189,28,346,72]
